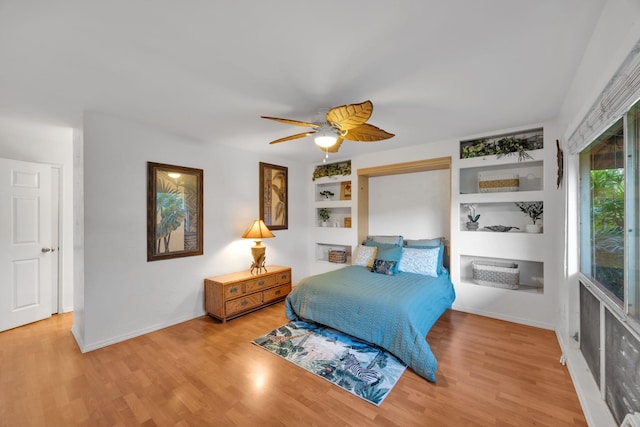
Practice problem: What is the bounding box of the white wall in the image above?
[74,112,308,351]
[0,117,75,313]
[368,170,450,240]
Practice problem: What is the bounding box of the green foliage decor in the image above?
[156,178,187,253]
[514,201,543,224]
[590,168,624,300]
[312,161,351,181]
[461,133,543,161]
[318,208,331,222]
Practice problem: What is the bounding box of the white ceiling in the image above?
[0,1,605,163]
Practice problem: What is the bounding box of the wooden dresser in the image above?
[204,265,291,322]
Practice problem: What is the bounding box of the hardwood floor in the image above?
[0,304,587,426]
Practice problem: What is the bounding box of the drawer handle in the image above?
[230,287,238,294]
[281,274,287,280]
[275,290,281,295]
[241,300,248,307]
[258,280,265,286]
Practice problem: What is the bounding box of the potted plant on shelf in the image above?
[318,208,331,227]
[464,204,480,231]
[515,201,543,233]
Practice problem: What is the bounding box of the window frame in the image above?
[578,104,640,334]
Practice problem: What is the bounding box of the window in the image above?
[580,100,640,322]
[628,101,640,319]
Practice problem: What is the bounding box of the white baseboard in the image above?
[451,304,554,330]
[75,311,206,353]
[71,324,84,351]
[555,330,616,427]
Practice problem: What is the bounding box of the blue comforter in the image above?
[285,265,456,382]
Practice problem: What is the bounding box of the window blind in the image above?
[568,42,640,155]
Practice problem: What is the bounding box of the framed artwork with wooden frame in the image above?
[147,162,203,261]
[259,162,288,230]
[340,181,352,200]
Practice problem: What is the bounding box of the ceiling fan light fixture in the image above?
[262,100,394,153]
[314,128,338,148]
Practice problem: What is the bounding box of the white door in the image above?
[0,158,52,331]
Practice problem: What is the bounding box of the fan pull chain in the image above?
[323,147,329,163]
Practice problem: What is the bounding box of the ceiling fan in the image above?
[261,100,394,153]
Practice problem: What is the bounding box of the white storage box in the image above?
[471,260,520,289]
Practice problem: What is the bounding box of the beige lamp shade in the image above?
[242,219,276,240]
[242,219,275,273]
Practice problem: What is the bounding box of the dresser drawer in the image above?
[245,275,276,293]
[275,270,291,285]
[224,282,246,300]
[263,284,291,303]
[204,266,291,322]
[226,294,262,316]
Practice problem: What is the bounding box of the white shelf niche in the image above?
[459,254,543,293]
[316,206,352,228]
[459,201,543,233]
[315,179,352,202]
[315,243,352,264]
[459,158,543,195]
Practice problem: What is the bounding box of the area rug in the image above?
[252,320,406,406]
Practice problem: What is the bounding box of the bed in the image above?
[285,238,456,382]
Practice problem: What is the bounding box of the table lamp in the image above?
[242,219,275,274]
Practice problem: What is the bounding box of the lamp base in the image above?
[250,260,268,275]
[250,244,267,275]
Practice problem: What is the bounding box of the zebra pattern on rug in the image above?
[252,320,406,406]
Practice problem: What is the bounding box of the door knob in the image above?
[41,248,51,253]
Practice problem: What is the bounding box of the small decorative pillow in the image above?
[371,259,397,275]
[375,245,403,273]
[352,245,378,268]
[398,247,440,277]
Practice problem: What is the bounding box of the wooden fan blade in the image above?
[268,131,314,144]
[261,116,320,128]
[326,100,373,130]
[318,138,344,153]
[343,123,395,142]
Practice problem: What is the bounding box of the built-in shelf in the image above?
[315,243,352,264]
[459,254,544,293]
[315,179,352,202]
[316,206,352,228]
[455,129,547,300]
[460,201,544,233]
[459,156,543,194]
[311,160,355,274]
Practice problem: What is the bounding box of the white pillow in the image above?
[352,245,378,269]
[398,247,439,277]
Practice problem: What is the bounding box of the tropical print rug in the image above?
[252,320,406,406]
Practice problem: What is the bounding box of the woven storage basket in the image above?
[478,172,519,193]
[328,250,347,263]
[471,261,519,289]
